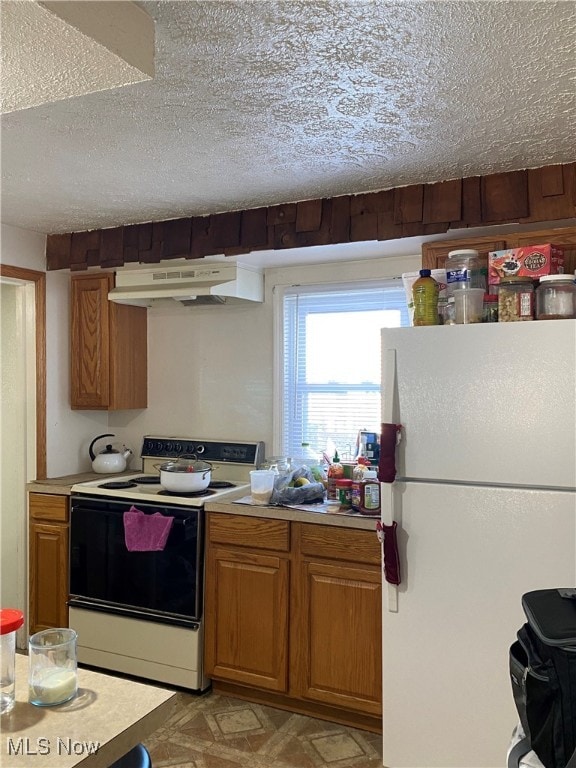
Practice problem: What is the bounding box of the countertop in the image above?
[28,477,381,531]
[1,654,178,767]
[205,489,380,531]
[27,473,137,496]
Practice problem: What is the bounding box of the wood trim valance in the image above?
[46,163,576,271]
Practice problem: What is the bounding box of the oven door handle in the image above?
[68,597,201,629]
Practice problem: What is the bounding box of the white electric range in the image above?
[69,436,264,692]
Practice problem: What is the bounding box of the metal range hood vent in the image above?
[108,263,264,307]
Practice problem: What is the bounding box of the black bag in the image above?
[508,589,576,768]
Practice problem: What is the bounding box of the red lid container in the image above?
[0,609,24,635]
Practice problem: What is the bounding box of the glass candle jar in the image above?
[536,275,576,320]
[498,277,535,321]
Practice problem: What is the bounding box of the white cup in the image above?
[454,288,484,324]
[249,470,276,505]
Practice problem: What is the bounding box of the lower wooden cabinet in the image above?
[293,559,382,715]
[29,493,69,635]
[204,512,382,728]
[206,547,290,692]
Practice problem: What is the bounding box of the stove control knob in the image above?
[155,441,164,453]
[174,443,182,454]
[165,442,174,453]
[196,444,205,455]
[185,443,195,454]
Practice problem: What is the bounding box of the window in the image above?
[279,279,409,462]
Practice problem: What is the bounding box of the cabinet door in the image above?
[422,238,506,272]
[29,521,69,634]
[70,274,112,409]
[508,226,576,277]
[204,546,289,692]
[293,559,382,716]
[71,273,147,410]
[109,300,147,410]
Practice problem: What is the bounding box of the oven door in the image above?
[69,494,203,627]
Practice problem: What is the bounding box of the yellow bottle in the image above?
[412,269,439,326]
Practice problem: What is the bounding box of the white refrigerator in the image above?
[380,319,576,768]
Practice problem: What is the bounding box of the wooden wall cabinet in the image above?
[29,493,69,635]
[204,512,382,729]
[70,273,147,410]
[422,226,576,276]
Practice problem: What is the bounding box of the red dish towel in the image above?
[378,423,402,483]
[123,506,174,552]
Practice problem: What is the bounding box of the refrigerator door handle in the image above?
[382,348,399,613]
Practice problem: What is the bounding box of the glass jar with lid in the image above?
[482,293,499,322]
[498,277,535,321]
[536,275,576,320]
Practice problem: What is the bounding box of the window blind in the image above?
[281,279,409,462]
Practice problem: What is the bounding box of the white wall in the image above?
[44,269,109,476]
[109,253,421,463]
[0,223,107,477]
[0,283,27,614]
[1,222,420,475]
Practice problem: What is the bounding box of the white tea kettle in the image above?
[89,434,132,474]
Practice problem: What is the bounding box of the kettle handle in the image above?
[89,433,116,461]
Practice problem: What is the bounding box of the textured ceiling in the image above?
[1,0,575,236]
[1,1,154,114]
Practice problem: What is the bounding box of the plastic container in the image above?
[412,269,439,326]
[482,293,499,322]
[443,296,456,325]
[299,442,318,466]
[360,470,380,515]
[445,250,485,294]
[29,628,78,707]
[498,277,535,321]
[454,288,485,324]
[249,470,276,505]
[1,608,24,714]
[351,460,370,511]
[327,452,344,500]
[259,456,292,476]
[536,275,576,320]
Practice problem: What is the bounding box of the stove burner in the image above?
[157,489,216,498]
[209,481,235,489]
[99,481,138,489]
[132,476,161,484]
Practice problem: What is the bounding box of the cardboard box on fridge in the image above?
[488,244,564,285]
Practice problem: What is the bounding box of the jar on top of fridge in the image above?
[482,293,499,323]
[498,276,535,321]
[536,275,576,320]
[445,249,485,295]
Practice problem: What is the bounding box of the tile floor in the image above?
[144,692,383,768]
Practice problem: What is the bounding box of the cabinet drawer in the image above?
[297,523,380,565]
[208,513,290,552]
[29,493,69,523]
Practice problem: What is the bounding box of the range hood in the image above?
[108,263,263,307]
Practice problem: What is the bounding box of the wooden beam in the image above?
[45,163,576,270]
